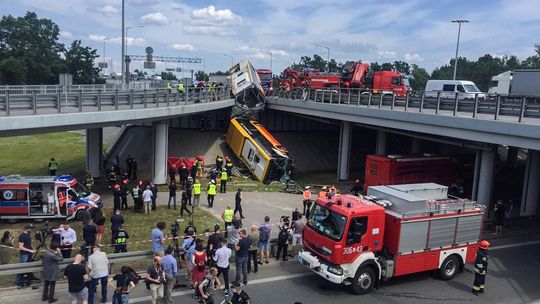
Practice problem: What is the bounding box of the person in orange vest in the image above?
[302,186,312,216]
[318,186,328,199]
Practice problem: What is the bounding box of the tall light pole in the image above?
[314,43,330,70]
[125,25,144,57]
[223,54,234,69]
[121,0,125,85]
[452,19,469,80]
[259,50,273,72]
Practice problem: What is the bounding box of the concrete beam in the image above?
[521,150,540,216]
[337,121,352,180]
[86,128,102,178]
[376,130,387,155]
[152,121,168,185]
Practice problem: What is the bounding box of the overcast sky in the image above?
[3,0,540,76]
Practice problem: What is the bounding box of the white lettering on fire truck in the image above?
[343,245,363,255]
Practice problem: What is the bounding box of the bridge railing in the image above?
[0,86,232,116]
[268,88,540,122]
[0,83,166,95]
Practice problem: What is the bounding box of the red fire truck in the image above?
[299,183,485,294]
[364,154,454,191]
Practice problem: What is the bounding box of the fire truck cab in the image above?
[299,183,485,294]
[0,175,102,222]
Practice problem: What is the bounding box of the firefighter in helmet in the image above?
[472,240,490,295]
[85,171,94,191]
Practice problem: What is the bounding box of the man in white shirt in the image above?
[59,223,77,258]
[214,239,232,294]
[142,185,153,214]
[87,245,109,304]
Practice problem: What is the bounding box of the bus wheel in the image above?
[352,267,376,295]
[439,255,460,280]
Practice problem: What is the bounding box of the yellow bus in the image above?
[226,118,290,183]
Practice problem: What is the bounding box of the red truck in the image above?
[364,154,454,191]
[299,182,485,294]
[280,61,410,96]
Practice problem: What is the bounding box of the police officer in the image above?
[185,176,193,206]
[113,183,121,214]
[207,180,217,208]
[179,165,188,189]
[85,171,94,191]
[220,169,228,193]
[472,240,490,295]
[113,224,129,253]
[193,179,201,207]
[131,182,142,212]
[107,169,117,190]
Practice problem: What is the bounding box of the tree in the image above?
[209,70,227,76]
[195,70,209,81]
[65,40,103,84]
[410,64,429,90]
[160,71,177,80]
[0,11,65,84]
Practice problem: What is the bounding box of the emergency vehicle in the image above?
[0,175,102,222]
[299,183,485,294]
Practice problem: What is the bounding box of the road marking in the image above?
[128,272,313,303]
[490,240,540,251]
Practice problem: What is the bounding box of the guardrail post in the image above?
[337,90,342,104]
[166,90,170,107]
[78,89,83,112]
[156,89,160,107]
[329,90,333,104]
[114,89,119,110]
[321,90,325,103]
[185,86,189,105]
[419,91,424,112]
[347,90,351,105]
[473,94,479,118]
[357,89,361,106]
[453,92,459,116]
[143,89,148,108]
[368,91,372,107]
[519,96,526,122]
[32,90,37,115]
[378,92,383,108]
[435,91,441,114]
[405,91,410,111]
[56,90,61,113]
[97,90,102,111]
[391,93,396,110]
[5,91,11,115]
[174,90,179,105]
[494,94,500,120]
[130,89,134,109]
[313,90,318,102]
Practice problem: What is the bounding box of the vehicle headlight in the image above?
[327,265,343,276]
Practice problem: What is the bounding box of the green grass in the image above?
[0,132,86,177]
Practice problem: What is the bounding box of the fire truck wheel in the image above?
[439,255,460,280]
[352,267,376,295]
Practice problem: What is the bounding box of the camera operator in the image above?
[16,224,37,288]
[42,244,63,303]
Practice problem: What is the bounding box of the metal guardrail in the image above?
[0,250,153,276]
[0,86,232,117]
[269,88,540,122]
[0,83,165,95]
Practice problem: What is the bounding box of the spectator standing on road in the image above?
[276,221,291,261]
[195,267,222,303]
[146,256,165,304]
[41,244,63,303]
[113,184,121,214]
[113,224,129,253]
[234,189,245,219]
[48,157,58,176]
[120,181,129,210]
[220,169,228,193]
[168,181,177,209]
[231,282,251,304]
[257,216,272,264]
[161,247,177,304]
[214,239,232,294]
[87,246,109,304]
[0,231,14,265]
[207,180,217,208]
[150,182,158,211]
[234,229,251,286]
[193,179,202,207]
[291,208,301,222]
[494,200,506,235]
[181,234,195,281]
[82,221,97,259]
[290,214,305,257]
[108,266,135,304]
[94,210,106,246]
[143,186,153,215]
[60,223,77,258]
[64,254,90,304]
[151,222,166,256]
[207,224,222,267]
[191,242,207,287]
[227,220,241,254]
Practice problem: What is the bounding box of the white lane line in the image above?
[128,272,313,303]
[490,240,540,251]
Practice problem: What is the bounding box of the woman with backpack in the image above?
[191,242,207,287]
[276,221,291,261]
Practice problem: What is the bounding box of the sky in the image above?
[2,0,540,77]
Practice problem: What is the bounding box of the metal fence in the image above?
[0,83,165,95]
[0,86,232,116]
[269,88,540,122]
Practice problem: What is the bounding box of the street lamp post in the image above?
[259,50,273,73]
[452,19,469,80]
[125,25,144,57]
[121,0,125,86]
[103,36,119,75]
[223,54,234,69]
[314,43,330,70]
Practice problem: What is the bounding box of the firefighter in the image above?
[472,240,490,295]
[207,180,217,208]
[349,179,363,196]
[120,179,129,210]
[107,169,117,190]
[302,186,312,216]
[196,156,204,178]
[85,171,94,191]
[113,183,121,214]
[215,155,223,172]
[225,158,233,181]
[220,169,228,193]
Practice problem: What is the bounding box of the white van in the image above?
[424,80,486,99]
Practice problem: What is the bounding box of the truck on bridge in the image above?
[488,69,540,96]
[299,182,484,294]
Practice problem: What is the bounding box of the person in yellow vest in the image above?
[85,171,95,191]
[222,205,234,235]
[210,82,217,100]
[193,179,201,207]
[220,170,228,193]
[48,157,58,176]
[303,186,312,216]
[166,82,172,93]
[178,82,184,93]
[207,180,217,208]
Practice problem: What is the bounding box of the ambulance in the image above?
[0,175,102,222]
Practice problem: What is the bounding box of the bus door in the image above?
[56,186,68,216]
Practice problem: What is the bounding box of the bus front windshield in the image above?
[307,203,347,241]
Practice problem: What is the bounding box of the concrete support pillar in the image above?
[520,150,540,216]
[471,150,481,200]
[337,121,352,181]
[152,121,169,185]
[476,150,495,209]
[86,128,103,178]
[376,130,387,155]
[411,138,422,154]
